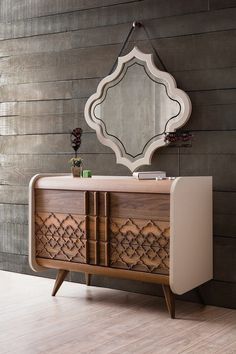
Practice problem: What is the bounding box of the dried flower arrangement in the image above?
[69,127,83,176]
[164,131,193,147]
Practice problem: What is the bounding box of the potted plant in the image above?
[69,156,83,177]
[69,127,83,177]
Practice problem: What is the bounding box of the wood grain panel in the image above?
[174,66,236,91]
[150,30,236,72]
[0,133,111,154]
[72,78,101,98]
[0,81,73,102]
[185,103,236,131]
[180,154,236,191]
[200,279,236,309]
[0,0,138,21]
[37,258,169,285]
[214,191,236,215]
[188,89,236,106]
[0,114,92,136]
[0,223,28,255]
[214,236,236,282]
[145,7,236,38]
[35,189,86,214]
[0,252,34,275]
[88,216,106,241]
[35,211,87,263]
[110,193,170,220]
[210,0,236,10]
[0,203,27,224]
[0,81,90,99]
[87,191,107,217]
[0,0,208,40]
[0,46,119,85]
[0,75,101,103]
[1,30,235,85]
[0,98,86,117]
[2,8,236,59]
[214,214,236,237]
[72,213,107,266]
[181,131,236,154]
[0,32,72,57]
[109,217,170,275]
[0,186,28,204]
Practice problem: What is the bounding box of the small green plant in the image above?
[69,157,83,167]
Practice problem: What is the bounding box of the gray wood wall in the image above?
[0,0,236,308]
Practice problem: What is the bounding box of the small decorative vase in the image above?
[71,165,82,177]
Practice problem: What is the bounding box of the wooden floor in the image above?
[0,271,236,354]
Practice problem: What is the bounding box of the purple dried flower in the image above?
[70,127,83,157]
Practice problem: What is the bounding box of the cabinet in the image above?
[29,175,212,318]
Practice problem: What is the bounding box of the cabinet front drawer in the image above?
[109,193,170,220]
[35,189,86,214]
[109,217,170,275]
[35,212,87,263]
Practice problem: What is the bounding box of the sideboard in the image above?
[29,175,212,318]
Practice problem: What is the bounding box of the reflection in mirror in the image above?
[85,47,191,172]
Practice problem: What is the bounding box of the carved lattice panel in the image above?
[35,212,86,263]
[109,218,170,274]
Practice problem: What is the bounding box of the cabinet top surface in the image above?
[33,175,174,194]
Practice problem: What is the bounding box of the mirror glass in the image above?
[85,47,191,172]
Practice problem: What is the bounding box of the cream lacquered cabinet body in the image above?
[29,175,212,318]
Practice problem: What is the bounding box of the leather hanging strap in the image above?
[108,21,167,74]
[108,21,140,75]
[142,24,167,72]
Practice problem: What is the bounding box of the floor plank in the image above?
[0,271,235,354]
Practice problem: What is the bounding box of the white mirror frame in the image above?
[84,46,192,172]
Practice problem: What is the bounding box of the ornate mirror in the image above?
[84,46,191,172]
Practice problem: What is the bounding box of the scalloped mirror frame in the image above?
[84,46,192,172]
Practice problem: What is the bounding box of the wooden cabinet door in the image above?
[108,192,170,275]
[35,189,88,263]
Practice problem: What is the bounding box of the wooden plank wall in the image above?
[0,0,236,308]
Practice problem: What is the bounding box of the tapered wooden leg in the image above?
[85,273,91,286]
[52,270,69,296]
[162,284,175,319]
